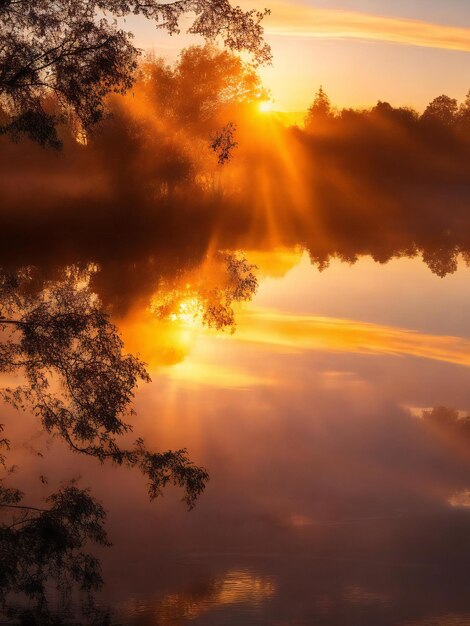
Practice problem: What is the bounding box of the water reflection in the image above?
[103,553,470,626]
[2,255,470,625]
[103,255,470,626]
[117,568,275,625]
[2,48,470,623]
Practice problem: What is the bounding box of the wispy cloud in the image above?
[262,1,470,52]
[235,309,470,367]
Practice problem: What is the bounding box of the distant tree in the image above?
[338,107,365,123]
[370,101,419,129]
[371,101,395,117]
[0,0,271,147]
[421,247,458,277]
[421,94,458,127]
[421,406,470,439]
[305,86,334,129]
[457,89,470,132]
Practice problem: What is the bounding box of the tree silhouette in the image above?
[138,45,267,134]
[422,406,470,438]
[457,89,470,132]
[1,427,108,619]
[0,264,210,614]
[371,101,418,126]
[0,482,109,615]
[421,94,458,127]
[151,253,258,332]
[211,122,238,164]
[305,86,334,128]
[0,0,271,147]
[0,266,208,508]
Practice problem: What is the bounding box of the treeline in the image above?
[2,46,470,305]
[305,86,470,134]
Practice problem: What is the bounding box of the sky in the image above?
[132,0,470,112]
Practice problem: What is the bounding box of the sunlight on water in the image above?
[3,26,470,623]
[4,255,470,625]
[116,568,275,625]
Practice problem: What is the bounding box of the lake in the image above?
[8,252,469,625]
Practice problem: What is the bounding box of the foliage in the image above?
[0,486,108,606]
[0,265,210,613]
[151,253,258,332]
[81,45,268,196]
[0,0,271,146]
[211,122,238,164]
[305,86,470,133]
[422,94,458,127]
[137,45,267,132]
[0,266,208,509]
[457,89,470,132]
[203,253,258,330]
[304,86,333,128]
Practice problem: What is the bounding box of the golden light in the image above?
[168,296,203,326]
[258,100,273,114]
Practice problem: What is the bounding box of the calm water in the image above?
[7,252,470,625]
[3,29,470,624]
[104,553,470,626]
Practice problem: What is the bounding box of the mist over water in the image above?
[4,255,470,625]
[2,46,470,626]
[100,257,470,626]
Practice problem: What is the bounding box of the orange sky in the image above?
[130,1,470,112]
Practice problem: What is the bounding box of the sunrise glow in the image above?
[3,1,470,624]
[258,100,273,114]
[168,297,203,326]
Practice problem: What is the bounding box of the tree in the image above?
[119,46,267,186]
[211,121,239,164]
[371,101,418,125]
[137,45,267,133]
[305,86,333,129]
[0,265,208,508]
[421,94,458,127]
[151,252,258,332]
[0,479,110,619]
[0,264,210,613]
[457,89,470,132]
[0,0,271,147]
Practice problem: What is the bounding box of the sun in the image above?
[168,296,203,326]
[258,100,273,114]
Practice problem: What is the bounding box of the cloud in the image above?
[235,309,470,368]
[263,1,470,53]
